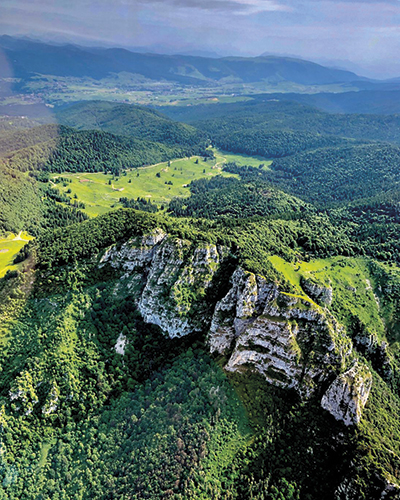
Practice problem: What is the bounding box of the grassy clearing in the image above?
[0,232,33,278]
[218,151,272,169]
[38,438,57,469]
[50,150,266,217]
[269,255,385,337]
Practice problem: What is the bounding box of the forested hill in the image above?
[0,160,87,235]
[56,101,207,147]
[0,124,205,174]
[164,99,400,145]
[2,207,400,499]
[0,112,208,234]
[214,129,355,159]
[266,143,400,206]
[251,90,400,115]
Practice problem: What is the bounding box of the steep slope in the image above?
[0,161,87,235]
[1,126,202,174]
[1,210,399,498]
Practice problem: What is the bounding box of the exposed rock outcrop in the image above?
[208,267,370,420]
[208,268,276,355]
[100,232,372,424]
[321,362,372,426]
[300,275,333,305]
[100,229,229,338]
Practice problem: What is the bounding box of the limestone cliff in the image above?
[99,231,372,426]
[207,267,371,424]
[100,229,229,338]
[321,362,372,426]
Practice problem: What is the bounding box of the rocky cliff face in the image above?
[100,229,229,337]
[99,231,372,426]
[208,267,371,423]
[300,275,333,305]
[321,362,372,426]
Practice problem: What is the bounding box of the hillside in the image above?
[253,90,400,115]
[56,101,207,147]
[1,209,400,498]
[0,126,204,174]
[3,82,400,500]
[0,113,208,234]
[0,160,87,236]
[266,143,400,206]
[170,100,400,144]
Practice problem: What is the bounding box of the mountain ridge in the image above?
[0,35,371,85]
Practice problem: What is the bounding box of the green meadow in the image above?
[269,255,385,338]
[50,150,267,217]
[0,232,33,278]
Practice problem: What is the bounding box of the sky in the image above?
[1,0,400,78]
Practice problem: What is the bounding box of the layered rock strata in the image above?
[100,232,372,425]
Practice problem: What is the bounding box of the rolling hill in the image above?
[55,100,207,147]
[0,35,368,86]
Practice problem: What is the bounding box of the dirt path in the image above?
[214,154,227,168]
[12,231,29,242]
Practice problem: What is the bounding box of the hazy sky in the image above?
[1,0,400,78]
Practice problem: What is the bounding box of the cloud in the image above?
[1,0,400,77]
[133,0,290,13]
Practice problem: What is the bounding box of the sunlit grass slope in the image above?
[50,150,264,217]
[0,232,33,278]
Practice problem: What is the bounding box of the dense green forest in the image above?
[266,143,400,206]
[0,125,208,175]
[212,129,353,159]
[167,163,400,263]
[56,101,207,147]
[166,99,400,145]
[168,175,311,219]
[2,208,400,498]
[0,162,87,235]
[3,96,400,500]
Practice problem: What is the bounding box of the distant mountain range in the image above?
[0,35,369,86]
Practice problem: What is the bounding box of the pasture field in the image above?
[50,150,267,217]
[219,151,272,169]
[0,232,33,278]
[269,255,384,336]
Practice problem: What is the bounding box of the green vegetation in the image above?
[49,154,238,216]
[174,99,400,145]
[1,125,208,175]
[3,95,400,499]
[269,255,385,340]
[0,104,209,233]
[0,232,33,278]
[268,143,400,207]
[0,202,400,498]
[0,256,252,499]
[215,129,352,159]
[56,100,207,147]
[0,161,88,235]
[168,174,309,220]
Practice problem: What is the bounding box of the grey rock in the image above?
[321,362,372,426]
